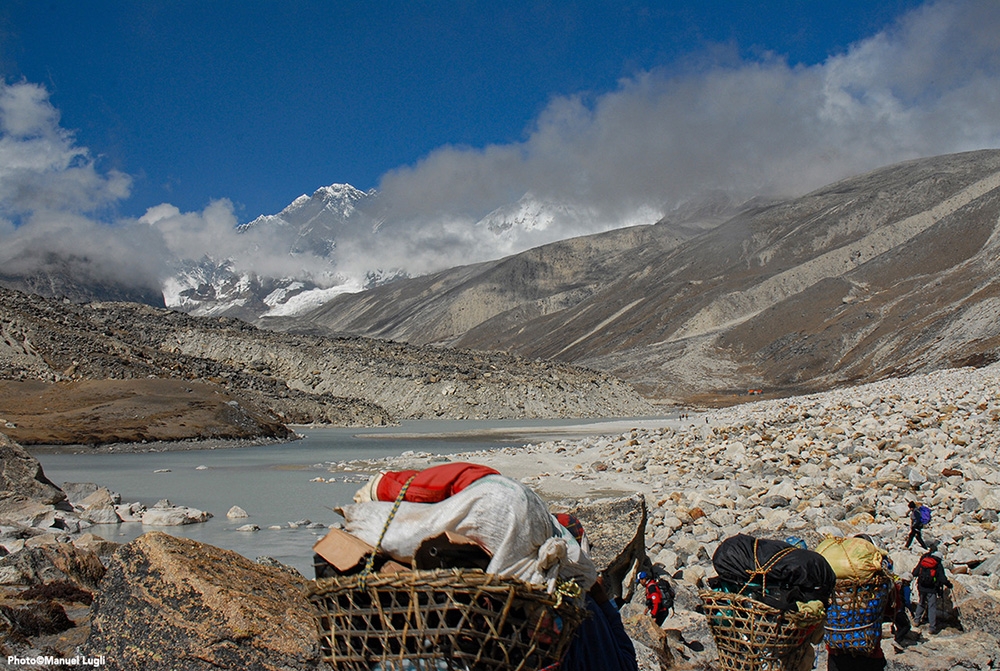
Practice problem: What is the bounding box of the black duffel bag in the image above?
[711,534,836,611]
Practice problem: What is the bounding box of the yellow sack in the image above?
[816,536,885,581]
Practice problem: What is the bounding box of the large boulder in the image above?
[554,494,647,602]
[78,488,122,525]
[83,532,321,670]
[952,580,1000,639]
[885,630,1000,670]
[0,433,68,525]
[140,505,211,526]
[622,614,674,670]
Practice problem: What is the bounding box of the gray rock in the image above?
[972,553,1000,577]
[0,435,69,528]
[760,495,790,508]
[0,541,105,589]
[81,504,121,525]
[60,482,102,504]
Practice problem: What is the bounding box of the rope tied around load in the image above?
[738,537,797,597]
[553,578,582,608]
[358,473,416,587]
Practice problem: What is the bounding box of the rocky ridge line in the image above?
[0,286,652,439]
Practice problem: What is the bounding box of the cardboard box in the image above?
[312,528,374,572]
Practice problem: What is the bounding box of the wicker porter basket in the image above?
[824,575,891,654]
[699,590,824,671]
[309,568,587,671]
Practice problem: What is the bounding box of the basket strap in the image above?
[827,622,879,633]
[359,473,417,585]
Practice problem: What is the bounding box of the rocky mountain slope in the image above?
[0,285,652,443]
[284,150,1000,404]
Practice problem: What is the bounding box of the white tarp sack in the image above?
[340,475,597,593]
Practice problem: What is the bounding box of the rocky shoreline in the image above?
[25,434,299,455]
[343,362,1000,669]
[1,363,1000,669]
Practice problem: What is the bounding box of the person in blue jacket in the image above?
[552,513,638,671]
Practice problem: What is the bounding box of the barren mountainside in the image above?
[282,150,1000,403]
[0,286,653,443]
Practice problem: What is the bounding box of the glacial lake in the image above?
[32,417,670,577]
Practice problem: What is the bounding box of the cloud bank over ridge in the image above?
[362,0,1000,275]
[2,0,1000,294]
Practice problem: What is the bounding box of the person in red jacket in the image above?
[638,571,670,625]
[353,462,500,503]
[912,541,952,635]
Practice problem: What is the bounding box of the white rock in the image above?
[652,548,679,571]
[141,506,212,526]
[114,503,145,522]
[226,505,249,519]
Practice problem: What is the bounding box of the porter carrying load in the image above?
[700,534,834,671]
[309,463,593,670]
[818,535,895,661]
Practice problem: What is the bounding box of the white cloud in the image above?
[0,81,131,216]
[3,0,1000,298]
[364,0,1000,274]
[0,81,335,293]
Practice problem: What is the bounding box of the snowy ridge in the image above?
[167,184,640,319]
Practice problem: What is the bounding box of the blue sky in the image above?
[1,0,999,292]
[2,0,929,222]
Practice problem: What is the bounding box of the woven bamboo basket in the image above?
[309,568,588,671]
[699,590,824,671]
[824,576,891,654]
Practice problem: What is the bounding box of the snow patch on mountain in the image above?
[241,184,372,232]
[477,193,583,235]
[261,281,363,317]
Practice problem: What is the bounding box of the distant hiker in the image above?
[638,571,671,625]
[912,541,952,635]
[904,501,928,550]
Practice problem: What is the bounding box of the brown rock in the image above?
[553,494,647,603]
[623,614,675,669]
[84,531,321,670]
